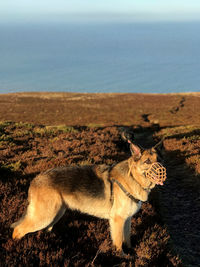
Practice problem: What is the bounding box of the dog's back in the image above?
[40,165,107,199]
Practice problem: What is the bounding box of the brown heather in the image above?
[1,92,200,266]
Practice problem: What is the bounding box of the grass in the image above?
[87,123,104,128]
[0,121,79,148]
[155,123,200,179]
[45,125,78,133]
[0,122,15,148]
[79,159,93,165]
[33,125,78,136]
[155,125,200,140]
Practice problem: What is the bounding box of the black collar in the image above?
[110,178,141,203]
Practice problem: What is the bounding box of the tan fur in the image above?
[11,145,164,252]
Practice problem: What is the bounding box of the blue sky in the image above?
[1,0,200,23]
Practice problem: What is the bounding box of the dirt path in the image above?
[159,137,200,266]
[134,126,200,266]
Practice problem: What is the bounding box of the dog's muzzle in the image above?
[145,162,167,185]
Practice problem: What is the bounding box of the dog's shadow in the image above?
[158,146,200,266]
[51,209,109,247]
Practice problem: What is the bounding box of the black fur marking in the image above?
[46,166,105,199]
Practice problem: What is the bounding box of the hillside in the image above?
[0,93,200,266]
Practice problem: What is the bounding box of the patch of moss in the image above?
[14,129,30,137]
[45,125,78,134]
[33,125,78,137]
[0,121,11,134]
[1,160,22,172]
[14,122,34,129]
[87,123,104,128]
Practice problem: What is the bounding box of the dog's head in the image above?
[129,141,166,189]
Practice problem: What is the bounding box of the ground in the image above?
[0,93,200,266]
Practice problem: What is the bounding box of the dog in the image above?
[11,134,166,252]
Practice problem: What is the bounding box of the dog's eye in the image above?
[144,158,151,164]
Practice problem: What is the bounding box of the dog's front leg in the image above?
[109,215,126,252]
[123,217,131,248]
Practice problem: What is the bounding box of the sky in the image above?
[1,0,200,23]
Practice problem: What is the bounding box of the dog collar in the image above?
[111,178,141,203]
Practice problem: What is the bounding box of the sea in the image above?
[0,21,200,94]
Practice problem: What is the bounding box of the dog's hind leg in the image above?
[46,204,66,232]
[12,186,63,239]
[11,215,25,229]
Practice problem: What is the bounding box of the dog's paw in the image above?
[12,227,24,240]
[46,226,53,232]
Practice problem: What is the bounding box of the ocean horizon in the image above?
[0,21,200,94]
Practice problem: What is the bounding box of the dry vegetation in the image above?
[0,93,200,266]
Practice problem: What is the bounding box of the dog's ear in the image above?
[153,138,165,160]
[154,138,164,150]
[121,129,134,144]
[130,143,142,161]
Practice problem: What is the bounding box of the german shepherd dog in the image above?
[11,133,166,252]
